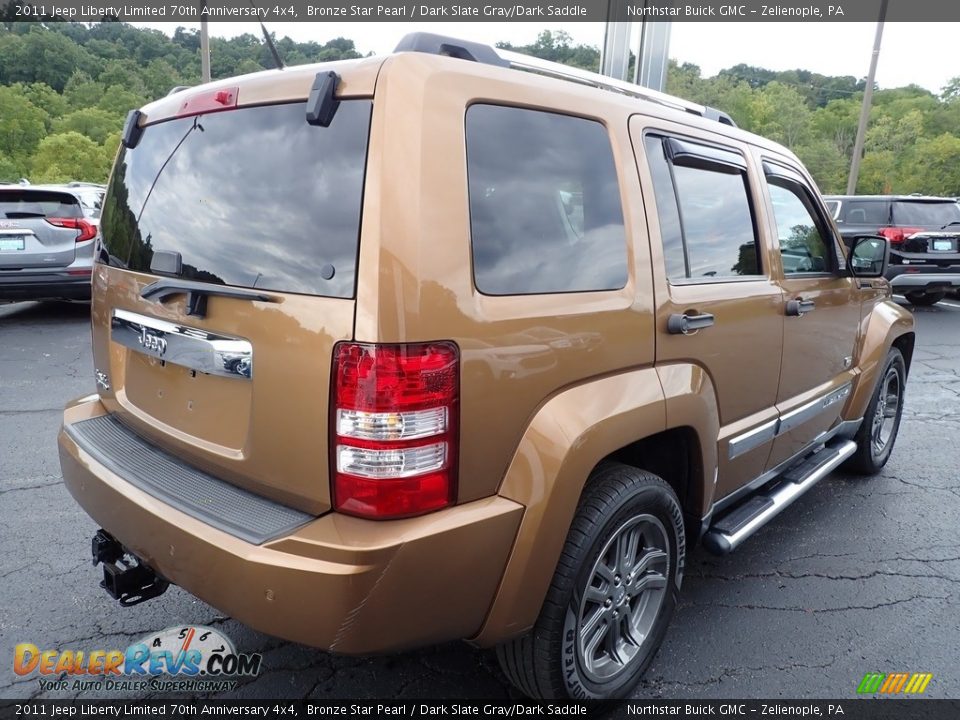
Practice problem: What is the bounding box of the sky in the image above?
[135,21,959,94]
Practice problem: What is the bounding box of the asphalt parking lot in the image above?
[1,298,958,700]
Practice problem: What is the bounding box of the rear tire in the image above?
[496,463,684,700]
[905,291,945,306]
[845,348,906,475]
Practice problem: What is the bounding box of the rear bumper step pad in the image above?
[65,414,312,545]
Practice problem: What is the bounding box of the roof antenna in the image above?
[249,4,285,70]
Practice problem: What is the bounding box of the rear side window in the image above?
[465,105,627,295]
[842,200,887,225]
[100,100,371,298]
[892,201,960,227]
[0,190,82,219]
[645,135,760,281]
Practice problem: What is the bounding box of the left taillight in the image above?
[45,217,96,243]
[331,341,459,520]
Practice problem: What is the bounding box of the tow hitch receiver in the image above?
[91,530,169,606]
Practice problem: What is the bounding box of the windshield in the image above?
[892,201,960,228]
[100,100,372,298]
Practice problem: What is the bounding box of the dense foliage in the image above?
[2,24,959,196]
[0,21,362,183]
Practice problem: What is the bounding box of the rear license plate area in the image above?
[0,237,25,252]
[931,238,955,252]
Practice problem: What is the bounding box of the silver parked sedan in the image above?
[0,183,103,302]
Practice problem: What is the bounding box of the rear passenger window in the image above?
[644,135,761,281]
[466,105,628,295]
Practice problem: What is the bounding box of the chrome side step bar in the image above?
[703,439,857,555]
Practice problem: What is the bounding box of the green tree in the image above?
[55,107,123,144]
[0,84,47,164]
[811,97,859,158]
[98,59,146,95]
[942,76,960,103]
[497,30,600,72]
[901,134,960,195]
[795,139,848,194]
[12,28,97,91]
[31,131,111,183]
[856,150,897,194]
[140,58,182,100]
[97,84,145,116]
[0,152,20,182]
[0,31,26,86]
[749,82,811,147]
[15,82,67,127]
[63,71,106,110]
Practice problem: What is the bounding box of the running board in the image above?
[703,440,857,555]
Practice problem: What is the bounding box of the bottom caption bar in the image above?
[2,701,960,720]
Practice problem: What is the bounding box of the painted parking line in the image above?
[892,294,960,311]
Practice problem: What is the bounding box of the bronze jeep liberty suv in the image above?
[58,33,915,700]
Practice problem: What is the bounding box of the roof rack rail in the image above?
[394,32,509,68]
[392,33,736,128]
[498,49,735,127]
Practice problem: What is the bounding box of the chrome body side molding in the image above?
[727,419,778,461]
[728,382,852,460]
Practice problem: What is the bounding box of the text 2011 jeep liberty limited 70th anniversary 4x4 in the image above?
[58,34,914,700]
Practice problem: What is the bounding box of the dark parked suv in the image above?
[825,194,960,306]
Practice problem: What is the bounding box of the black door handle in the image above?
[785,298,816,316]
[667,312,715,335]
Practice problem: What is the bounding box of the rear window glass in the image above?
[841,200,887,225]
[0,190,82,219]
[100,100,371,298]
[465,104,628,295]
[892,201,960,227]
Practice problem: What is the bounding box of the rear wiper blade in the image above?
[140,278,276,318]
[939,221,960,229]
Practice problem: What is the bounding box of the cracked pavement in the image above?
[1,299,958,700]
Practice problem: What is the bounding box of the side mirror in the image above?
[848,235,889,278]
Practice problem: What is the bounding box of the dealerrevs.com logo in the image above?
[14,625,262,693]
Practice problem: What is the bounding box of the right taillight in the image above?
[331,341,459,519]
[878,226,922,245]
[45,217,97,243]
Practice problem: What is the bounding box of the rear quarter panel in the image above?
[356,54,659,504]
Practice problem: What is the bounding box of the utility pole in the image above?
[846,0,888,195]
[200,13,211,83]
